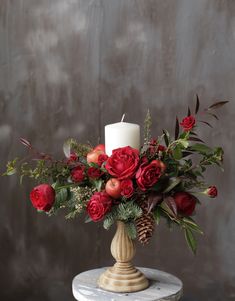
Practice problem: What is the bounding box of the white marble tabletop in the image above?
[72,267,183,301]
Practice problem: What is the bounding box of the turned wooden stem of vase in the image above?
[98,221,149,293]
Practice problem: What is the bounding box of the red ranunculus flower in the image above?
[136,160,162,191]
[205,186,218,198]
[67,152,78,164]
[87,167,103,179]
[86,192,112,222]
[157,144,166,152]
[98,153,108,166]
[173,192,196,216]
[30,184,55,212]
[121,179,134,198]
[180,115,196,132]
[71,165,85,182]
[105,146,140,180]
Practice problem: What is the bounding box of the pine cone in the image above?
[136,200,155,245]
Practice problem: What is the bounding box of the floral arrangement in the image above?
[4,98,227,253]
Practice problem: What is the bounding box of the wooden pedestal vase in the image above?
[98,221,149,293]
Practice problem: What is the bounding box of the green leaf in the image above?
[175,117,179,140]
[190,143,212,154]
[93,179,103,192]
[187,106,191,116]
[162,130,170,147]
[173,145,182,160]
[184,228,197,254]
[5,168,17,176]
[55,188,68,206]
[85,215,93,223]
[179,131,190,139]
[161,200,176,218]
[153,207,162,225]
[195,94,200,114]
[163,177,181,193]
[208,101,229,109]
[182,218,203,234]
[178,139,189,148]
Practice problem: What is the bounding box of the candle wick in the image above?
[121,114,125,122]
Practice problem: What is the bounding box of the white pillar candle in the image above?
[105,121,140,156]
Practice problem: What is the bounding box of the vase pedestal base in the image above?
[98,262,149,293]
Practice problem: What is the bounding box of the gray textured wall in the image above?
[0,0,234,300]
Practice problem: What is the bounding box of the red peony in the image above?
[205,186,218,198]
[86,192,112,222]
[173,192,196,216]
[180,115,196,132]
[98,153,108,166]
[71,165,85,182]
[87,167,103,179]
[105,146,140,180]
[121,179,134,198]
[30,184,55,212]
[136,160,162,191]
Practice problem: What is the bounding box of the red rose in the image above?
[173,192,196,216]
[136,160,162,191]
[205,186,218,198]
[121,179,134,198]
[86,192,112,221]
[180,115,196,132]
[71,165,85,182]
[98,153,108,166]
[87,167,103,179]
[30,184,55,212]
[105,146,140,180]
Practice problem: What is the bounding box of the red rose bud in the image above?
[98,153,108,166]
[173,192,196,216]
[136,160,162,191]
[205,186,218,198]
[105,146,140,180]
[180,115,196,132]
[87,167,103,179]
[120,179,134,198]
[71,165,85,182]
[30,184,55,212]
[86,192,112,222]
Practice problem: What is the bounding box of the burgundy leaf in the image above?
[147,193,163,214]
[199,120,213,128]
[208,101,229,109]
[187,106,191,116]
[188,137,205,143]
[190,132,198,136]
[175,116,179,140]
[164,196,177,216]
[19,138,32,148]
[195,94,200,114]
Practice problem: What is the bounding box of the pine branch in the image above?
[125,222,137,239]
